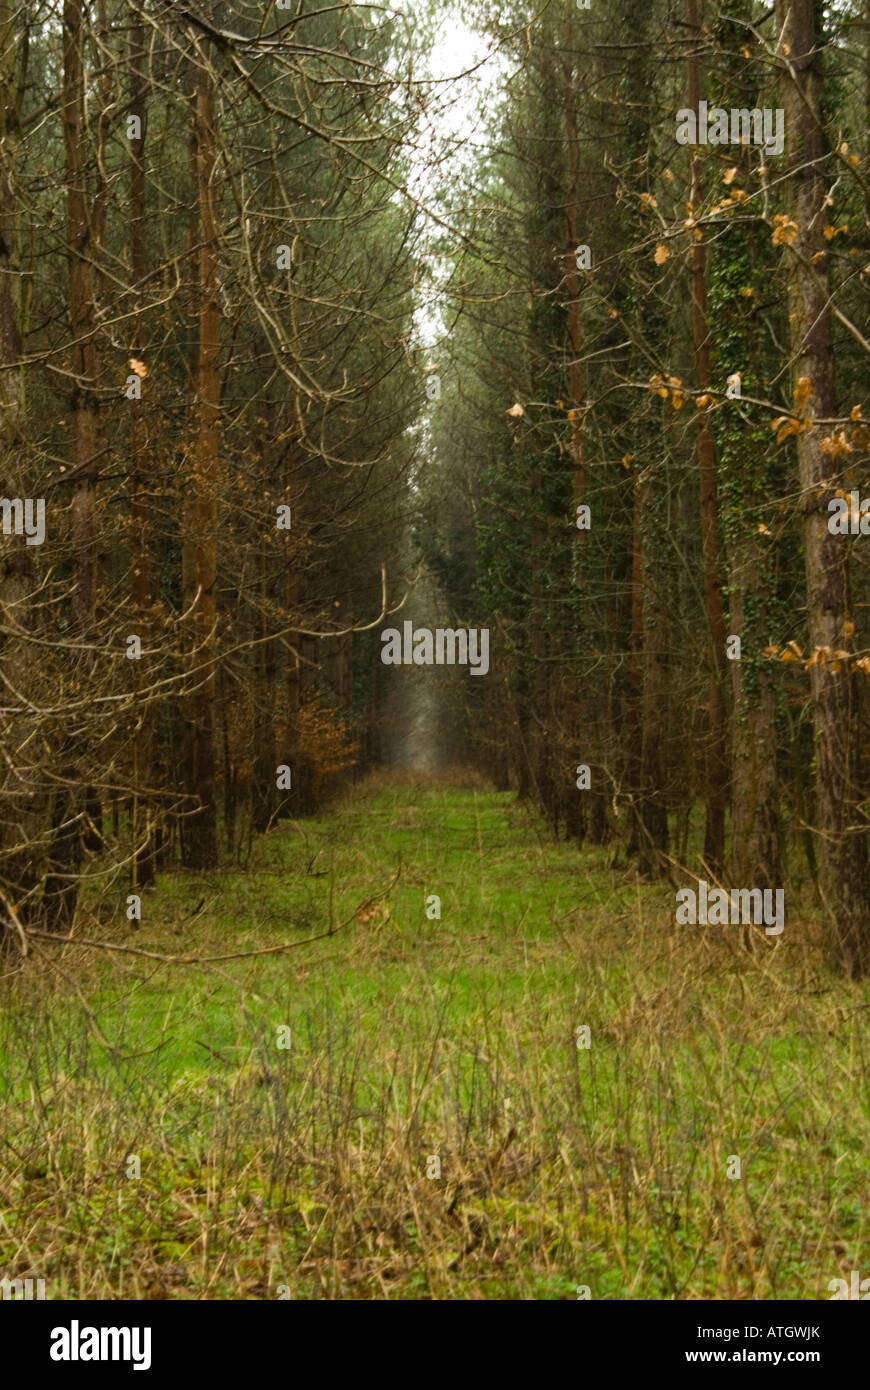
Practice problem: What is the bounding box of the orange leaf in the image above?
[793,376,813,412]
[771,214,799,247]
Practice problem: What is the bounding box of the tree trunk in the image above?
[252,542,276,835]
[729,561,780,890]
[45,0,99,930]
[687,0,728,874]
[0,0,42,931]
[184,54,219,869]
[562,41,602,844]
[129,0,154,888]
[178,60,198,862]
[778,0,870,975]
[628,461,670,874]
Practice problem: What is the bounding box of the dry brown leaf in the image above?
[771,214,799,247]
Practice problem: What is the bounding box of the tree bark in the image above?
[627,461,670,874]
[0,0,42,929]
[185,54,219,868]
[129,0,154,887]
[687,0,728,874]
[777,0,870,975]
[45,0,99,930]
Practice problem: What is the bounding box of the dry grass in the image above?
[0,780,867,1299]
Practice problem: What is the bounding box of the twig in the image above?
[23,869,401,967]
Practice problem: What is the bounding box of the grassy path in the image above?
[1,775,867,1298]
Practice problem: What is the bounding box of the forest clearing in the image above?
[2,775,866,1301]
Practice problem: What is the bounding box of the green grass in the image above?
[1,773,868,1299]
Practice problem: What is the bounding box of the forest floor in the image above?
[1,773,867,1299]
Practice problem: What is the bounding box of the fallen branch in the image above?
[22,868,401,967]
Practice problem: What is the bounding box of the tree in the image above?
[777,0,870,975]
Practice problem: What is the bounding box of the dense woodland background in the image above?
[2,0,870,978]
